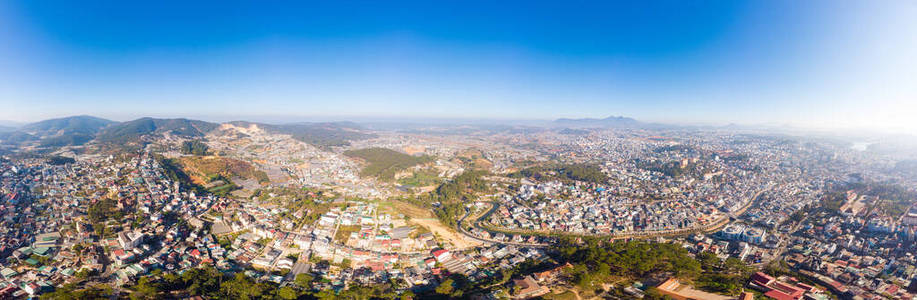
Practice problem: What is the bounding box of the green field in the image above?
[397,168,442,187]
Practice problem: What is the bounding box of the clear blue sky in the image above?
[1,1,915,131]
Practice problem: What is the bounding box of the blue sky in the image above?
[1,1,915,131]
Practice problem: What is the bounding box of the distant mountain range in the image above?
[3,114,653,150]
[553,116,643,128]
[0,115,377,151]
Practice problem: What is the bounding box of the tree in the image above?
[129,277,161,300]
[220,273,268,300]
[294,273,314,289]
[181,266,223,296]
[724,257,752,275]
[75,268,97,279]
[435,278,455,295]
[41,284,112,300]
[275,286,300,300]
[697,252,721,270]
[400,290,415,300]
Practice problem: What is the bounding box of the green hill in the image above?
[21,115,114,137]
[509,163,608,184]
[39,133,95,147]
[344,147,433,181]
[274,123,376,150]
[0,131,38,144]
[178,156,270,185]
[96,118,218,144]
[17,115,114,146]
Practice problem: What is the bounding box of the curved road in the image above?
[456,203,549,248]
[455,187,770,246]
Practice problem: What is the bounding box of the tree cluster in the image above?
[509,163,608,184]
[47,155,76,165]
[344,147,433,181]
[112,265,411,300]
[180,140,210,156]
[554,237,753,296]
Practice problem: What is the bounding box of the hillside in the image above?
[272,123,376,150]
[1,116,375,150]
[96,117,218,143]
[17,115,114,146]
[344,147,433,181]
[509,163,609,184]
[21,115,114,136]
[455,148,493,170]
[0,131,38,144]
[176,156,270,186]
[38,133,96,147]
[217,121,375,150]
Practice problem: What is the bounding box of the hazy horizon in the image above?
[3,1,916,133]
[7,113,917,139]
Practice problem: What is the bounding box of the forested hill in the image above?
[21,115,114,137]
[509,163,609,184]
[96,118,219,143]
[18,115,115,147]
[344,147,433,181]
[1,115,378,153]
[270,123,376,151]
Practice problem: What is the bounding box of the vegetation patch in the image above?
[509,163,608,184]
[96,118,217,144]
[400,170,491,228]
[273,123,376,150]
[177,156,269,185]
[47,155,76,165]
[156,155,207,195]
[334,225,361,243]
[635,159,702,178]
[397,168,442,187]
[344,147,434,181]
[180,140,210,155]
[556,237,752,297]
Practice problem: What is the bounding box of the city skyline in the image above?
[2,1,916,132]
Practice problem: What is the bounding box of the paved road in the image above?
[456,203,549,248]
[757,213,808,267]
[454,187,770,245]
